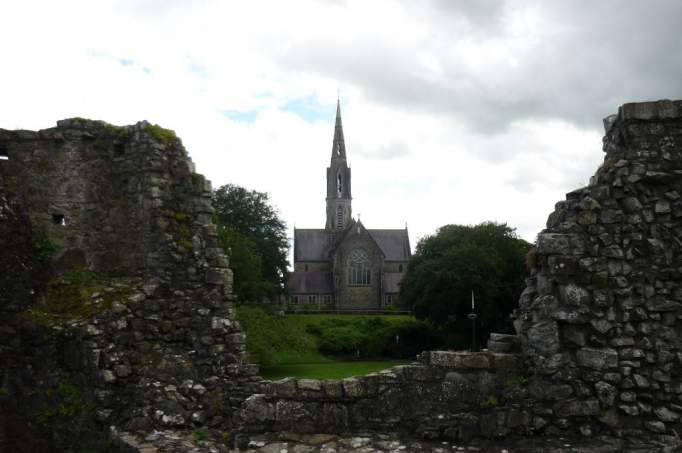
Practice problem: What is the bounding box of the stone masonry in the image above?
[515,100,682,444]
[5,101,682,451]
[0,119,259,449]
[236,350,527,445]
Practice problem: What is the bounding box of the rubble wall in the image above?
[0,119,259,450]
[515,100,682,442]
[237,351,530,444]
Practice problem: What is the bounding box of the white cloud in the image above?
[0,0,677,266]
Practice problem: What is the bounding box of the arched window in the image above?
[336,205,343,228]
[348,248,371,286]
[337,172,342,197]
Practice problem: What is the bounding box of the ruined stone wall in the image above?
[237,351,529,445]
[515,100,682,442]
[0,119,259,449]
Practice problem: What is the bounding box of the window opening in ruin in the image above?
[399,264,403,272]
[114,143,125,156]
[52,214,66,226]
[348,248,371,285]
[0,145,8,160]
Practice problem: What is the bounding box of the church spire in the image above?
[331,97,346,159]
[326,97,352,230]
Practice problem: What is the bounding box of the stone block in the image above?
[342,378,364,398]
[528,320,560,355]
[537,233,571,255]
[576,348,619,369]
[297,379,323,392]
[654,406,679,422]
[323,380,344,399]
[621,101,658,120]
[554,398,600,417]
[595,381,617,406]
[268,378,297,398]
[459,353,491,369]
[559,283,590,306]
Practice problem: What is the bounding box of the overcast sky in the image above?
[2,1,682,263]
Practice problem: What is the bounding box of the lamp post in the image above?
[467,290,479,352]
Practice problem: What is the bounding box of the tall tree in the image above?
[399,222,530,339]
[212,184,289,302]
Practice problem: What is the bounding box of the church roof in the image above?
[367,229,411,261]
[293,227,410,262]
[294,229,332,261]
[287,271,333,294]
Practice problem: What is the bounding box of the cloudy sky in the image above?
[2,1,682,262]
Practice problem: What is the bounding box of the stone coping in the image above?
[419,350,521,369]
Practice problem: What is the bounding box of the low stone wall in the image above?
[236,351,531,444]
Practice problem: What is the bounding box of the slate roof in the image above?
[287,271,333,294]
[367,229,411,261]
[294,229,332,261]
[293,228,411,263]
[383,272,403,293]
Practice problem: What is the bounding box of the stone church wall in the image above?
[515,100,682,442]
[333,230,383,309]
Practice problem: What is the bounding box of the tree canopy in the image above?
[212,184,289,302]
[398,222,530,339]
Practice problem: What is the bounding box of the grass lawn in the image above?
[236,307,416,379]
[286,313,413,326]
[260,359,407,380]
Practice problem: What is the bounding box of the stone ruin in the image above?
[2,101,682,451]
[515,100,682,442]
[0,119,259,451]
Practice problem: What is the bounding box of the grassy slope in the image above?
[236,306,328,365]
[236,307,412,378]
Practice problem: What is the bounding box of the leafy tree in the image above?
[212,184,289,302]
[399,222,530,341]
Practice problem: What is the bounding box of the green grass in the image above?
[260,360,406,380]
[236,307,418,379]
[236,306,320,365]
[286,313,413,324]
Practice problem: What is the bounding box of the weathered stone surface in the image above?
[528,320,560,355]
[514,101,682,440]
[576,348,618,369]
[595,381,617,406]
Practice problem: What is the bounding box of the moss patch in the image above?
[33,235,60,263]
[21,269,133,326]
[33,373,109,452]
[145,123,178,144]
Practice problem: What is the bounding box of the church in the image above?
[287,100,411,310]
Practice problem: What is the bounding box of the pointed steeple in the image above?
[326,97,352,230]
[331,97,346,159]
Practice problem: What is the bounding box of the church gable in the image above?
[287,100,411,310]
